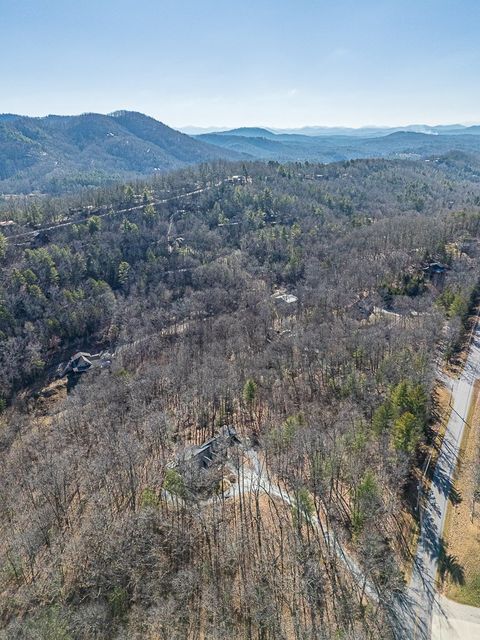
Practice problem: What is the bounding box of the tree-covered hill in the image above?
[0,111,242,194]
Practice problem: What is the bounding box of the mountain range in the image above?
[195,127,480,163]
[3,111,480,193]
[181,123,480,137]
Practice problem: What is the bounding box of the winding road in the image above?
[169,318,480,638]
[227,319,480,640]
[229,450,380,603]
[125,307,480,639]
[235,318,480,638]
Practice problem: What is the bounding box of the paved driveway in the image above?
[432,595,480,639]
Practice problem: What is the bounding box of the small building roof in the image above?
[272,292,298,304]
[177,425,241,470]
[423,262,447,273]
[71,351,92,361]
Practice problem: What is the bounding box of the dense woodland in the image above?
[1,156,480,639]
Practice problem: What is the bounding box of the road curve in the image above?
[230,450,380,603]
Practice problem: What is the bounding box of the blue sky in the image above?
[1,0,479,128]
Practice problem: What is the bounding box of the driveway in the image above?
[431,595,480,639]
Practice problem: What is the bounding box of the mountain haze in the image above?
[198,127,480,163]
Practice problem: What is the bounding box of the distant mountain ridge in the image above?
[3,111,480,194]
[184,123,479,137]
[269,124,472,137]
[197,127,480,163]
[216,127,277,138]
[0,111,241,193]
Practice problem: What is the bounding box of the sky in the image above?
[1,0,480,129]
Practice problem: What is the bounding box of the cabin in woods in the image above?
[423,262,448,288]
[58,351,111,378]
[175,426,241,470]
[59,352,99,377]
[272,290,298,305]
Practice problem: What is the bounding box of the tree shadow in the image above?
[438,537,465,586]
[432,461,462,505]
[449,483,462,506]
[420,504,441,557]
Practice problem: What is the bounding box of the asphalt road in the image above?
[397,321,480,639]
[237,324,480,640]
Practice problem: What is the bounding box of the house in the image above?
[177,426,241,470]
[423,262,446,276]
[227,175,251,185]
[423,262,448,288]
[58,351,104,377]
[272,291,298,305]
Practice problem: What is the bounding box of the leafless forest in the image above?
[1,156,480,638]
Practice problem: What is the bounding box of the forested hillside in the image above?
[1,156,480,639]
[0,112,240,194]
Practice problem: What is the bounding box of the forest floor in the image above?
[442,380,480,607]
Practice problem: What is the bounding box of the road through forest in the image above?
[395,319,480,639]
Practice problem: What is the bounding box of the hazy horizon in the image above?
[2,110,480,134]
[178,120,480,132]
